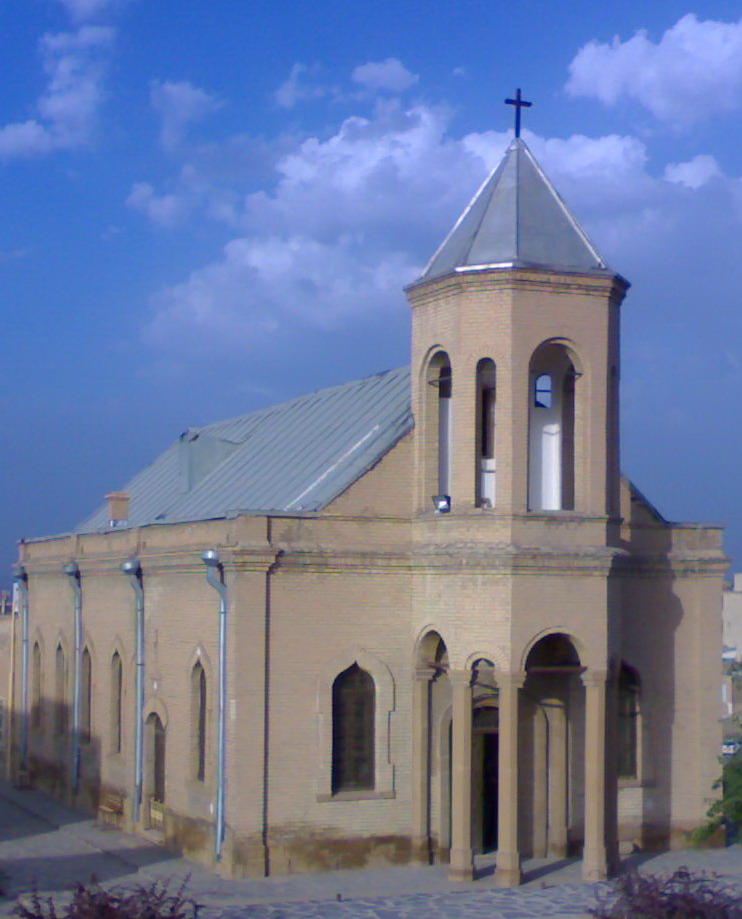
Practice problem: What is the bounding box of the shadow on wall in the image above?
[618,500,684,851]
[14,695,112,821]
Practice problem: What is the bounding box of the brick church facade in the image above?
[10,134,725,886]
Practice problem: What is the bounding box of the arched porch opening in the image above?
[522,633,584,859]
[411,631,449,864]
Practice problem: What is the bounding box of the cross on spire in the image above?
[505,88,532,138]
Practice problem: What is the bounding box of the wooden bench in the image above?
[97,791,125,828]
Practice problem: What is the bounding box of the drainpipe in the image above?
[63,561,82,796]
[201,549,227,862]
[12,565,29,774]
[121,557,144,824]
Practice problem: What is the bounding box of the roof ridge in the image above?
[198,365,409,435]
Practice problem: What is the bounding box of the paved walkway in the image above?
[0,781,741,918]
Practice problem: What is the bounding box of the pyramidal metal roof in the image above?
[416,138,612,284]
[75,367,412,534]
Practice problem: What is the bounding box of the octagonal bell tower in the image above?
[406,136,629,546]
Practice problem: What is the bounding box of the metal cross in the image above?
[505,88,532,138]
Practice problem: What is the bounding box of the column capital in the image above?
[448,668,474,687]
[495,670,526,691]
[581,669,608,688]
[414,666,436,682]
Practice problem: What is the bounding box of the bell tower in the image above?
[406,100,631,886]
[406,130,628,541]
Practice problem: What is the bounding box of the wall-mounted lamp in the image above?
[201,548,220,567]
[432,495,451,514]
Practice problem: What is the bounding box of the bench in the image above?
[97,791,125,828]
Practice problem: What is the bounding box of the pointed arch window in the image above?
[32,642,42,730]
[332,663,375,793]
[191,662,207,782]
[54,644,67,736]
[476,359,497,507]
[617,664,640,779]
[111,652,122,754]
[81,647,92,743]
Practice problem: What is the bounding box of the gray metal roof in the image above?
[76,367,412,533]
[416,138,613,284]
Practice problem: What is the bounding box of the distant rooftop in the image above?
[415,138,614,285]
[75,367,412,533]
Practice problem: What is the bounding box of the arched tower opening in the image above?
[423,351,453,502]
[475,359,497,508]
[528,343,578,511]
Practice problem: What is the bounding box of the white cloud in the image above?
[138,98,742,359]
[53,0,125,20]
[0,25,114,158]
[566,14,742,127]
[664,154,722,189]
[145,235,415,351]
[274,63,326,109]
[352,59,419,93]
[151,81,222,150]
[126,182,188,227]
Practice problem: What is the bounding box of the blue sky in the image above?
[2,0,742,580]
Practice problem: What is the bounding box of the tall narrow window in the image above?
[191,662,207,782]
[111,652,122,754]
[528,345,576,511]
[32,642,42,729]
[81,647,92,743]
[55,644,66,736]
[332,663,375,793]
[437,364,452,496]
[617,664,640,779]
[476,359,497,507]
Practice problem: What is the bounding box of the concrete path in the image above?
[0,781,740,918]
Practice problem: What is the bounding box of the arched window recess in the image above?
[424,352,453,512]
[528,344,580,512]
[475,359,497,507]
[332,663,375,794]
[617,664,641,780]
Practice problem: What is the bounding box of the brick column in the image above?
[448,669,474,881]
[411,668,433,863]
[548,701,568,858]
[582,670,610,881]
[495,671,524,887]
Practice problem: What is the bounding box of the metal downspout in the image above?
[12,566,29,773]
[63,562,82,796]
[121,558,144,824]
[202,549,227,862]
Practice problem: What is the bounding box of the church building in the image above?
[11,115,725,886]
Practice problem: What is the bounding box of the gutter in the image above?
[121,557,145,823]
[201,549,227,862]
[63,562,82,795]
[12,566,29,774]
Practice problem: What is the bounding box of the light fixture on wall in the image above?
[432,494,451,513]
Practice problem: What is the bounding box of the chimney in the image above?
[106,491,130,528]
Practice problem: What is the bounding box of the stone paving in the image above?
[0,780,741,918]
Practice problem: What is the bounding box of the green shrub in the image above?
[691,750,742,844]
[590,867,742,919]
[13,878,200,919]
